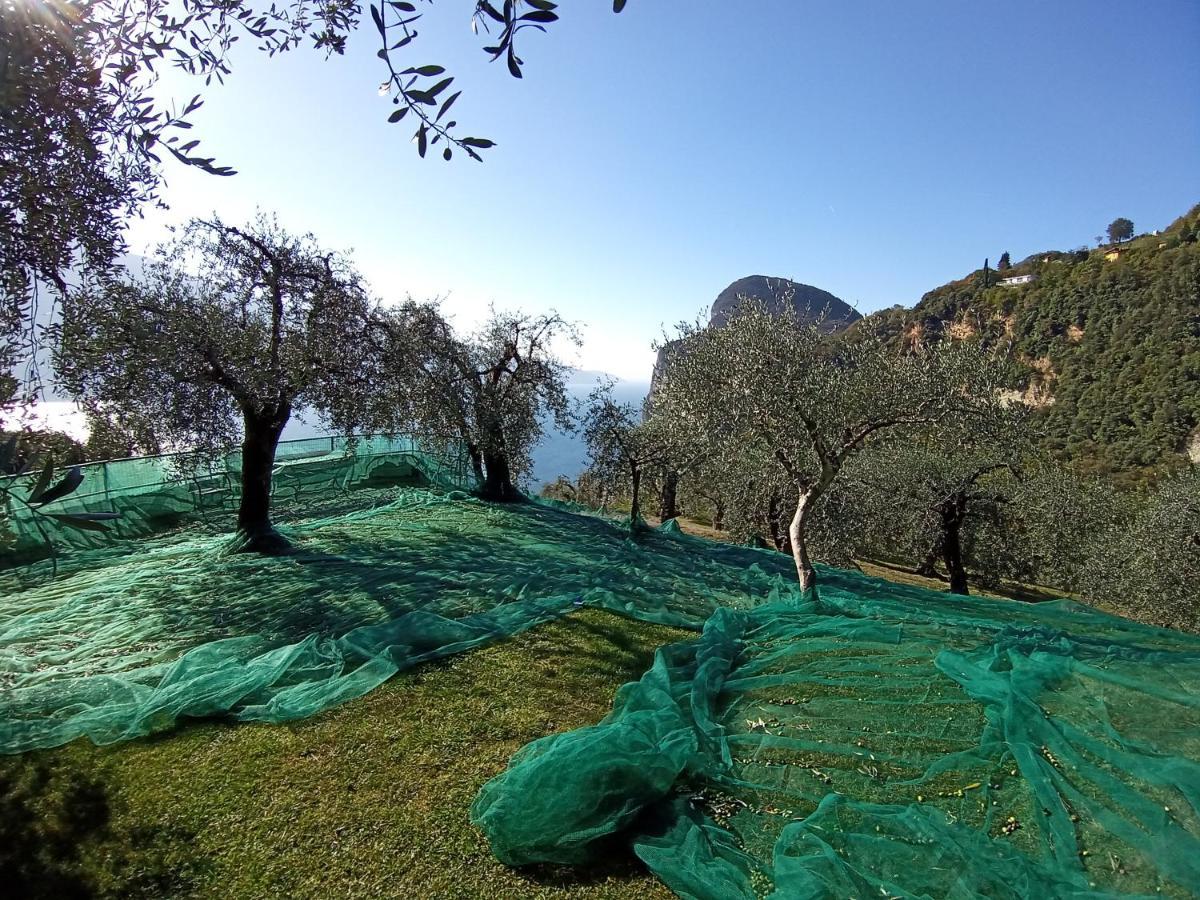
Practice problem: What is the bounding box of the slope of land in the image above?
[862,203,1200,480]
[1,489,1196,898]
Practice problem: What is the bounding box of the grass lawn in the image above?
[2,609,687,899]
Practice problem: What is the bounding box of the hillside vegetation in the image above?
[863,203,1200,481]
[570,208,1199,629]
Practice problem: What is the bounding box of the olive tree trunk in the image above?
[237,407,291,554]
[468,445,485,486]
[941,499,970,595]
[629,463,642,525]
[480,449,522,502]
[788,490,819,593]
[787,467,837,594]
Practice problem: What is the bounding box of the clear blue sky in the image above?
[128,0,1200,381]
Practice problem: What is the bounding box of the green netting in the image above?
[1,434,475,560]
[471,572,1200,898]
[0,488,776,753]
[3,474,1198,898]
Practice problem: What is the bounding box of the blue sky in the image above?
[128,0,1200,381]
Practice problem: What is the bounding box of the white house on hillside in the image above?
[999,273,1035,286]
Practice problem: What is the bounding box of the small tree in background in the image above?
[1107,217,1134,244]
[657,307,1008,593]
[997,251,1011,270]
[842,405,1031,594]
[580,383,678,526]
[57,215,379,553]
[372,305,577,502]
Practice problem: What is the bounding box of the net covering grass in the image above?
[1,434,476,560]
[2,470,1198,899]
[0,487,772,753]
[472,572,1200,898]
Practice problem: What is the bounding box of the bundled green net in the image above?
[471,571,1200,898]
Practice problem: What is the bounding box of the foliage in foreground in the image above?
[2,0,633,387]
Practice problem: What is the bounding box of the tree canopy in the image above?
[56,214,379,551]
[580,382,679,526]
[371,305,577,501]
[833,405,1033,594]
[1107,217,1135,243]
[654,304,1010,591]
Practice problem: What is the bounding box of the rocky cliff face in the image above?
[648,275,859,410]
[709,275,860,331]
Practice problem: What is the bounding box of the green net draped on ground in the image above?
[0,486,773,753]
[3,461,1198,899]
[472,573,1200,899]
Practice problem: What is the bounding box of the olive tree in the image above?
[1079,470,1199,632]
[842,406,1031,594]
[1006,469,1125,594]
[657,306,1007,593]
[371,305,576,502]
[580,383,680,526]
[56,215,379,552]
[673,435,863,568]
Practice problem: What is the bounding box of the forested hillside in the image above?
[863,204,1200,481]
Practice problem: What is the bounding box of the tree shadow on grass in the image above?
[0,755,204,899]
[517,848,659,892]
[76,494,778,669]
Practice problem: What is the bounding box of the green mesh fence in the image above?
[1,434,475,560]
[472,567,1200,898]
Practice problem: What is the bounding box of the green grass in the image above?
[1,610,686,899]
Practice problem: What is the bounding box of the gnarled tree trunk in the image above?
[468,444,485,486]
[787,465,838,595]
[480,449,522,502]
[629,463,642,526]
[237,405,291,554]
[941,496,970,595]
[788,490,818,593]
